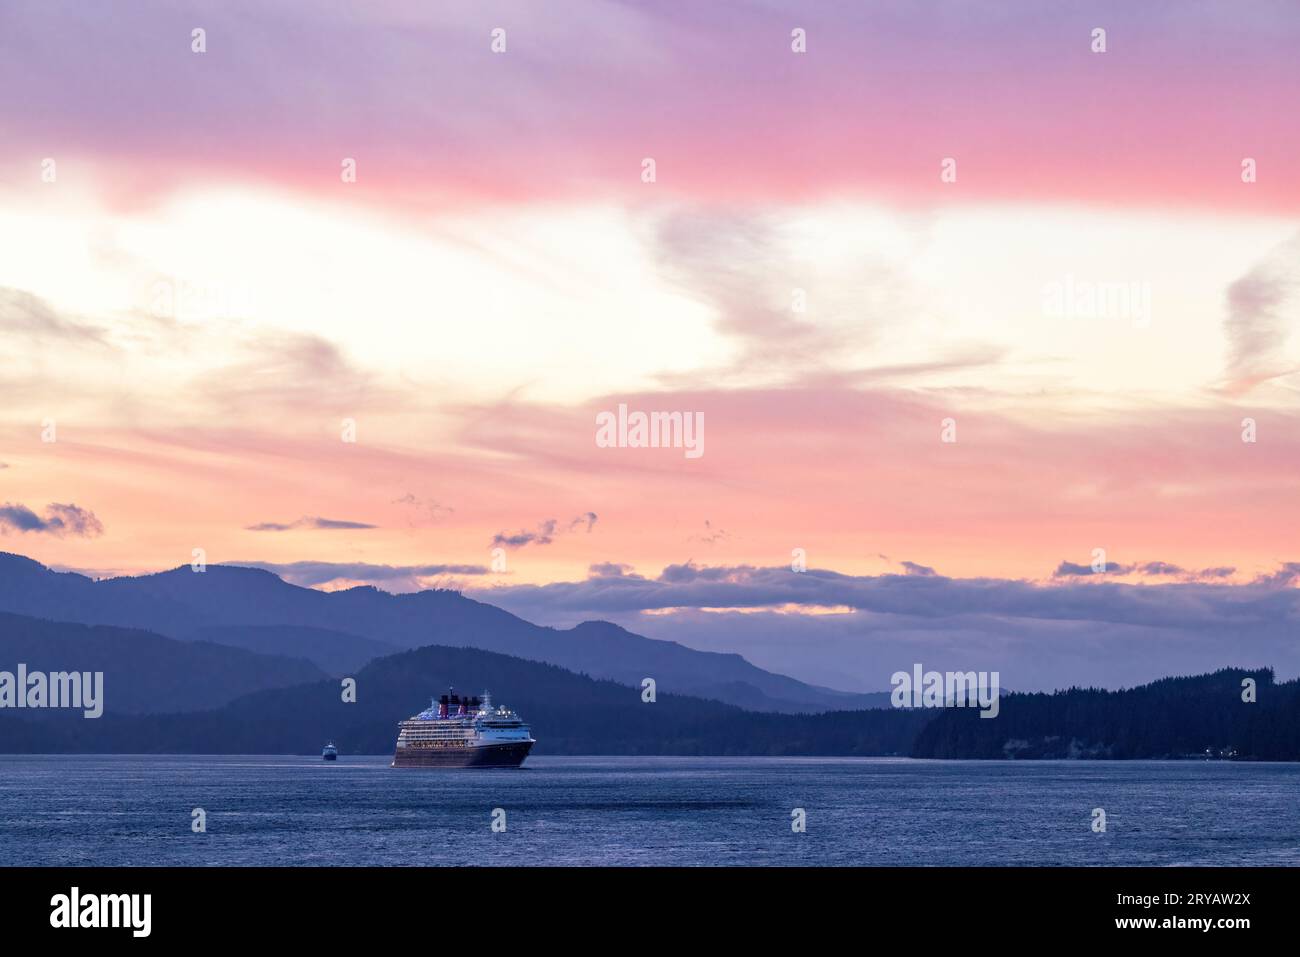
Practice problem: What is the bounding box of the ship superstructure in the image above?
[391,690,534,768]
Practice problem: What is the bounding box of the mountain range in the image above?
[0,552,890,713]
[1,637,926,755]
[3,613,1296,759]
[0,611,324,712]
[4,551,1300,760]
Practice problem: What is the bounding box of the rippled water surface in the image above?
[1,755,1296,866]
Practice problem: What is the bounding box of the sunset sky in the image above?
[2,1,1298,690]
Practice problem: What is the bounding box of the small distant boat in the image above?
[322,742,338,761]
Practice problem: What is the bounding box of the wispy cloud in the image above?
[491,519,558,550]
[0,287,107,343]
[246,516,377,532]
[1252,563,1300,588]
[3,2,1295,211]
[0,502,104,538]
[568,511,598,533]
[466,561,1300,692]
[492,513,598,550]
[690,520,727,545]
[193,331,379,416]
[470,559,1300,628]
[392,494,454,525]
[1221,232,1300,395]
[1054,559,1241,581]
[1053,560,1134,577]
[227,560,490,589]
[588,562,642,579]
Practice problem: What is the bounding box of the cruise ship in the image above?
[391,690,534,768]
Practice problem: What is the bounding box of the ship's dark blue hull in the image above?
[391,741,533,768]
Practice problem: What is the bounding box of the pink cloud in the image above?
[2,1,1296,211]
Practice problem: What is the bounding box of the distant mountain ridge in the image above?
[191,625,399,676]
[0,551,886,713]
[3,591,1298,759]
[0,611,326,713]
[0,641,928,755]
[6,636,1296,759]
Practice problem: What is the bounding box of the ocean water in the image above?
[0,755,1297,866]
